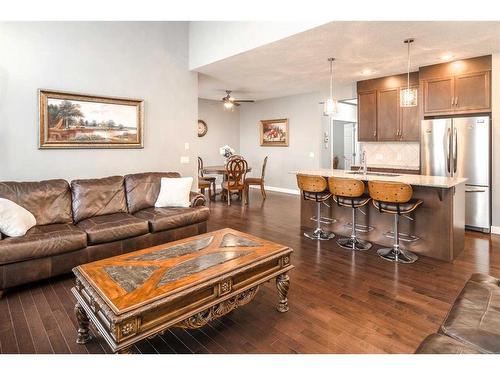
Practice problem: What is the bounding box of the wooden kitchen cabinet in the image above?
[454,71,490,112]
[358,90,377,141]
[420,55,491,116]
[357,72,419,142]
[400,85,420,141]
[422,77,454,114]
[377,88,400,141]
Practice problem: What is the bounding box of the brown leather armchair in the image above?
[0,172,209,296]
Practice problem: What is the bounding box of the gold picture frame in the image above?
[39,89,144,149]
[260,118,289,147]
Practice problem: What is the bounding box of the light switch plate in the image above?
[180,156,190,164]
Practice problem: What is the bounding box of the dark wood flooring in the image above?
[1,189,499,354]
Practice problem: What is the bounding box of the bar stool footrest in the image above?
[311,216,337,225]
[344,222,374,233]
[384,231,420,243]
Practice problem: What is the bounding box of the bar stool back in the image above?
[328,177,372,251]
[368,181,423,263]
[297,174,335,241]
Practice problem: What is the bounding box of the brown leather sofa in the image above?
[0,172,209,296]
[415,273,500,354]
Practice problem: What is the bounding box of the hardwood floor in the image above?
[1,189,499,354]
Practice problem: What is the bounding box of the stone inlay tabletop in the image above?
[75,228,288,314]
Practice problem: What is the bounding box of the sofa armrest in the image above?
[190,191,206,207]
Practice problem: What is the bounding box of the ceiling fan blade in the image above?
[234,102,241,106]
[234,100,255,103]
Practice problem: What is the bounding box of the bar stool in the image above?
[368,181,423,264]
[328,177,372,251]
[296,174,335,241]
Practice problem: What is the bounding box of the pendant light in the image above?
[323,57,338,116]
[400,38,418,107]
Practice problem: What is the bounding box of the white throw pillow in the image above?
[155,177,193,208]
[0,198,37,237]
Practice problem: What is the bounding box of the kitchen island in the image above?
[293,169,468,262]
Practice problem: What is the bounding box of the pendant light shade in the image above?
[323,57,338,116]
[400,39,417,108]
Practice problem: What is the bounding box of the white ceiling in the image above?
[196,21,500,101]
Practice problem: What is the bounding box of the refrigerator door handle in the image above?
[453,127,458,174]
[446,127,451,174]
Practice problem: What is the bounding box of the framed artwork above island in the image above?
[38,89,144,149]
[260,118,289,147]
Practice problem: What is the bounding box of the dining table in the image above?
[202,165,252,202]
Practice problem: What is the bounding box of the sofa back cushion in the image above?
[124,172,181,213]
[71,176,127,223]
[0,179,73,225]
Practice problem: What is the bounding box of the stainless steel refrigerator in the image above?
[421,116,491,233]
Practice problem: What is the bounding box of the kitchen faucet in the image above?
[358,150,367,175]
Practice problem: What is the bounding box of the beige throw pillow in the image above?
[0,198,37,237]
[154,177,193,208]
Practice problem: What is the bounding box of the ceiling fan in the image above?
[222,90,255,109]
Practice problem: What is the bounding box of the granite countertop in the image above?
[350,164,420,171]
[291,169,467,189]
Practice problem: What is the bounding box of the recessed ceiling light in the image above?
[361,69,373,75]
[440,54,454,61]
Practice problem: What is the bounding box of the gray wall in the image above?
[0,22,198,182]
[197,99,240,166]
[239,92,323,191]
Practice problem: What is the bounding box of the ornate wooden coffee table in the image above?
[71,228,293,353]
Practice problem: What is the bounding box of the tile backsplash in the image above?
[359,142,420,168]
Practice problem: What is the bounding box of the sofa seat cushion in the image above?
[77,213,149,245]
[0,223,87,265]
[440,273,500,353]
[415,334,481,354]
[133,206,210,233]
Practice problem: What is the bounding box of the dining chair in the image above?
[198,178,213,201]
[227,154,244,161]
[244,156,268,203]
[222,158,248,206]
[198,157,216,200]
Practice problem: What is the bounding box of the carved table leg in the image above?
[276,273,290,313]
[0,289,4,299]
[75,303,92,344]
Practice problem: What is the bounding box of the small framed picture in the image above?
[39,89,144,149]
[260,118,289,147]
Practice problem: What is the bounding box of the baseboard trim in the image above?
[248,185,300,195]
[491,226,500,235]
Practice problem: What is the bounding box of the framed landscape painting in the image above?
[260,118,289,147]
[39,89,144,149]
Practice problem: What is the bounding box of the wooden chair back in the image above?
[228,154,243,161]
[226,158,248,189]
[261,156,268,179]
[198,156,204,177]
[296,174,328,193]
[328,177,365,198]
[368,180,413,203]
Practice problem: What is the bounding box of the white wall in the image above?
[189,21,326,70]
[491,54,500,229]
[197,99,240,166]
[239,92,324,191]
[0,22,198,182]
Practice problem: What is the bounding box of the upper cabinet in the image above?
[357,72,419,142]
[420,55,491,117]
[358,90,377,141]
